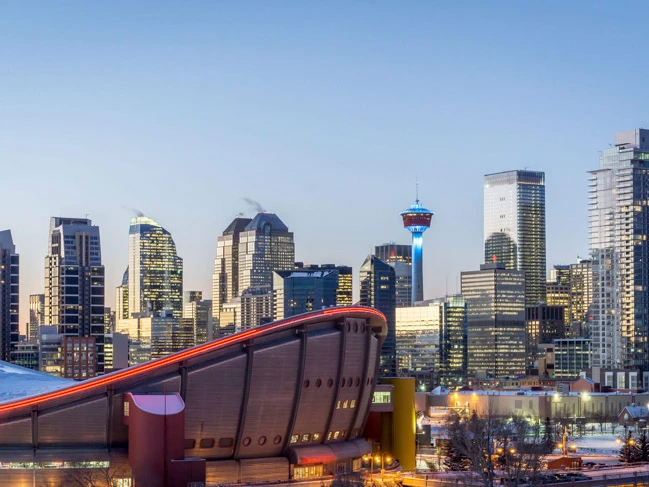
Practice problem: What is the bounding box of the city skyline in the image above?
[7,2,649,331]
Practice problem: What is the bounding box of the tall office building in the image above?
[546,265,571,328]
[182,292,212,345]
[115,268,129,327]
[273,264,347,320]
[128,216,183,318]
[462,263,526,378]
[395,302,442,389]
[211,217,251,322]
[569,259,593,327]
[375,243,412,307]
[440,295,468,388]
[0,231,18,362]
[484,170,546,306]
[28,294,45,342]
[395,295,468,390]
[525,304,565,369]
[589,129,649,373]
[359,255,396,376]
[44,218,105,378]
[238,213,295,292]
[401,195,433,304]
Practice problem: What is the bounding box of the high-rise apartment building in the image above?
[375,244,412,307]
[28,294,45,342]
[237,213,295,292]
[462,262,526,378]
[128,216,183,318]
[589,129,649,373]
[484,170,546,306]
[359,255,396,377]
[0,231,18,362]
[273,264,350,320]
[44,218,104,378]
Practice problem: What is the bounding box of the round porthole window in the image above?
[259,436,267,446]
[273,435,282,445]
[243,437,251,447]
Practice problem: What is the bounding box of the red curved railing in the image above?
[0,306,386,414]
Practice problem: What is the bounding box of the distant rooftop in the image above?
[223,217,252,235]
[244,212,289,232]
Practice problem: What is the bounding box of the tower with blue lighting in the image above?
[401,188,433,304]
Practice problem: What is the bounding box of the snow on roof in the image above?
[621,405,649,419]
[0,361,73,404]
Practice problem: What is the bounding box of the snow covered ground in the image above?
[0,361,72,404]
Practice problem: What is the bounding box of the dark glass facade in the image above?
[525,304,565,369]
[359,255,396,377]
[0,230,18,362]
[462,263,525,378]
[375,243,412,307]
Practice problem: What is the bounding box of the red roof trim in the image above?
[0,307,385,414]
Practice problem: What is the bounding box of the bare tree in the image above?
[444,408,549,487]
[61,466,118,487]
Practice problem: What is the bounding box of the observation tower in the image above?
[400,187,434,304]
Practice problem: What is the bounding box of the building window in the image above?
[258,436,267,446]
[218,438,234,448]
[242,437,251,447]
[123,401,129,417]
[273,435,282,445]
[313,432,321,441]
[290,434,300,444]
[199,438,215,449]
[301,433,310,443]
[184,439,196,449]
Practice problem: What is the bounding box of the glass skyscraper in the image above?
[484,170,546,306]
[375,243,412,307]
[44,218,104,378]
[28,294,44,342]
[589,129,649,373]
[128,216,183,318]
[273,265,345,320]
[359,255,396,377]
[462,262,526,378]
[0,230,18,362]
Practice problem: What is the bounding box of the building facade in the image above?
[0,230,18,362]
[525,304,565,370]
[28,294,45,342]
[182,292,212,345]
[589,129,649,374]
[128,216,183,319]
[462,263,526,378]
[554,338,592,379]
[44,218,105,378]
[273,265,350,320]
[360,255,396,377]
[395,302,442,389]
[237,213,295,293]
[375,244,412,307]
[211,217,251,325]
[484,170,546,306]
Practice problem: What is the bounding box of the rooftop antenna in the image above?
[415,178,419,204]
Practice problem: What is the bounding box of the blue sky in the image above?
[3,1,649,328]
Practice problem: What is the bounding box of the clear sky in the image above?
[3,1,649,330]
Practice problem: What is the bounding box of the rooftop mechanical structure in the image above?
[400,188,433,304]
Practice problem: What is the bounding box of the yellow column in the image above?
[382,378,416,471]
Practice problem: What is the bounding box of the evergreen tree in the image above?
[542,417,554,454]
[443,414,471,471]
[619,431,638,463]
[634,430,649,462]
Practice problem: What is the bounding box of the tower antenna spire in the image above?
[415,178,419,203]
